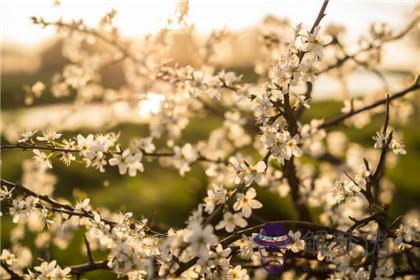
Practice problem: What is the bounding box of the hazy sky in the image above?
[1,0,417,46]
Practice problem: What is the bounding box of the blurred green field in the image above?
[1,63,419,278]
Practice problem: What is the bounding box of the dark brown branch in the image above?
[310,0,329,34]
[1,178,75,211]
[368,227,383,280]
[219,220,371,248]
[346,214,380,235]
[0,143,79,153]
[284,159,312,221]
[84,235,95,264]
[319,78,420,129]
[70,260,109,275]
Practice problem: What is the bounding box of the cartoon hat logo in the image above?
[254,223,292,275]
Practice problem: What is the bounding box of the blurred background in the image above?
[1,0,419,278]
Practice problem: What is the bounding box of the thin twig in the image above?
[70,260,109,275]
[84,235,95,264]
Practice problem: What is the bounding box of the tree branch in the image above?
[70,260,109,275]
[319,77,420,129]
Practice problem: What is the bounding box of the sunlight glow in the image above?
[1,0,415,46]
[137,93,165,117]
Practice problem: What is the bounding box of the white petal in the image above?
[255,161,266,173]
[242,207,251,218]
[215,221,225,230]
[250,200,263,209]
[118,164,128,175]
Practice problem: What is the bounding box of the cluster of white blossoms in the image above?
[1,0,420,279]
[16,130,155,176]
[157,65,244,101]
[185,222,218,261]
[76,133,119,172]
[107,229,159,276]
[373,130,407,155]
[332,181,363,206]
[286,230,306,253]
[231,160,267,186]
[266,25,328,106]
[109,148,144,176]
[260,127,303,163]
[9,196,40,223]
[202,185,264,233]
[26,260,71,280]
[203,184,227,214]
[395,214,420,250]
[173,143,199,176]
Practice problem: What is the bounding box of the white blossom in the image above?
[60,139,76,166]
[1,4,418,280]
[227,265,250,280]
[186,222,218,261]
[173,143,198,176]
[261,128,302,163]
[373,131,388,149]
[18,129,38,143]
[389,139,406,155]
[233,187,263,218]
[32,260,71,280]
[232,160,266,186]
[235,235,255,260]
[132,137,156,153]
[33,149,53,170]
[287,230,305,253]
[75,198,92,212]
[333,179,362,204]
[109,148,144,176]
[301,26,330,58]
[203,184,227,214]
[0,249,16,266]
[36,129,62,143]
[10,196,40,223]
[216,212,247,233]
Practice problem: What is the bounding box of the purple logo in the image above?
[253,223,292,275]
